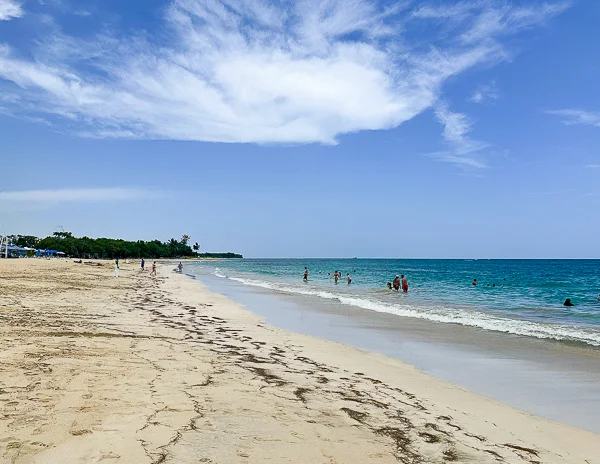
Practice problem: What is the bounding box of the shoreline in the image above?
[189,268,600,433]
[1,259,599,463]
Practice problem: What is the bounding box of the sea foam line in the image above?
[212,270,600,347]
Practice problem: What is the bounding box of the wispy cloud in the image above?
[526,188,580,196]
[470,81,499,104]
[0,0,23,20]
[547,109,600,128]
[426,151,488,169]
[586,164,600,169]
[432,103,489,169]
[0,0,570,144]
[0,188,165,204]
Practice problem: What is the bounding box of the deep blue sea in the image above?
[191,259,600,347]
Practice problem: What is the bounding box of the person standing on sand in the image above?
[303,267,308,281]
[401,274,408,293]
[141,258,145,271]
[178,262,183,273]
[151,261,157,276]
[114,258,119,277]
[393,275,400,291]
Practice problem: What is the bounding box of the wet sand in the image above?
[1,259,599,463]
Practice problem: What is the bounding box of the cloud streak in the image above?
[547,109,600,128]
[0,0,570,144]
[0,188,165,204]
[432,103,488,169]
[0,0,22,20]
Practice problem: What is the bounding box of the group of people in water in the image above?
[301,269,598,305]
[304,268,355,285]
[302,268,409,293]
[388,275,409,293]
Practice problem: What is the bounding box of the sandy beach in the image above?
[1,259,599,464]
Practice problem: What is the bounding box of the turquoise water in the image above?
[191,259,600,346]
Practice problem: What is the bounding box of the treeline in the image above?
[196,252,243,259]
[6,232,243,260]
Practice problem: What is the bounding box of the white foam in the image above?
[211,271,600,347]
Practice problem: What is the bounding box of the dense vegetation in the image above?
[5,232,243,260]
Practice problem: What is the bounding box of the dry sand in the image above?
[0,259,598,464]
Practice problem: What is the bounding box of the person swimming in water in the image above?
[401,275,408,293]
[564,298,574,307]
[392,275,400,291]
[472,279,477,286]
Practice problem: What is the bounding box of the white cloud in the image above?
[586,164,600,169]
[470,81,499,104]
[0,0,570,144]
[0,0,23,20]
[547,109,600,128]
[432,102,489,169]
[0,188,165,203]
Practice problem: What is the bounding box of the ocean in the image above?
[189,259,600,347]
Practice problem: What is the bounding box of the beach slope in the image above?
[0,259,598,463]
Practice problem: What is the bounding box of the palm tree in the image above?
[193,242,200,253]
[168,238,178,256]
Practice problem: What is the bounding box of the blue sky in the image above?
[0,0,599,258]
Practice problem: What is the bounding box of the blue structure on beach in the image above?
[35,249,61,257]
[0,244,29,258]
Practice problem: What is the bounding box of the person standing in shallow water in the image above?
[303,267,308,281]
[392,275,400,291]
[347,273,352,285]
[472,279,477,286]
[401,274,408,293]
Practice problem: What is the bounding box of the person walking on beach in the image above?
[141,258,145,271]
[347,273,352,285]
[401,275,408,293]
[303,267,308,281]
[178,262,183,273]
[114,258,119,277]
[151,261,157,276]
[392,275,400,291]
